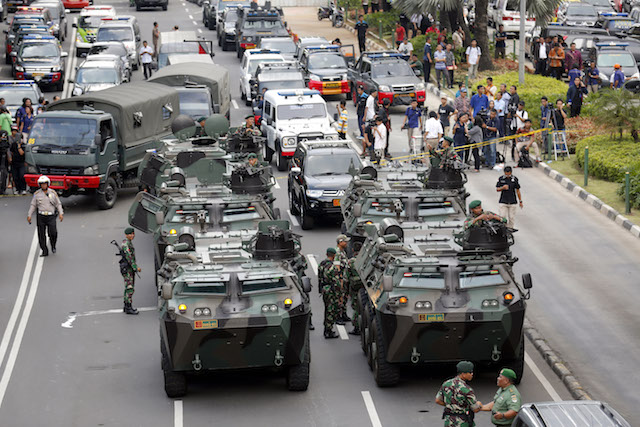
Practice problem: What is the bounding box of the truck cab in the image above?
[260,89,338,171]
[235,8,287,58]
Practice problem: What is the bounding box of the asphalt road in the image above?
[0,1,637,426]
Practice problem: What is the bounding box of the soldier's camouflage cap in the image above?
[457,361,474,373]
[500,368,517,381]
[336,234,350,243]
[124,227,135,234]
[196,116,207,123]
[469,200,482,209]
[245,114,254,119]
[247,153,257,159]
[326,247,336,255]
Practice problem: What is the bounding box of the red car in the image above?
[62,0,90,10]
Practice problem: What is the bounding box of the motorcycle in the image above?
[317,2,344,28]
[317,4,332,20]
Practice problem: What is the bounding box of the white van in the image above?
[74,5,116,57]
[489,0,535,33]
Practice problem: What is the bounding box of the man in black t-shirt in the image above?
[496,166,522,228]
[495,25,507,59]
[9,127,26,194]
[437,96,455,135]
[355,15,369,54]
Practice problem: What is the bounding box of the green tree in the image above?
[589,89,640,142]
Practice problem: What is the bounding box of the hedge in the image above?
[575,134,640,183]
[471,72,568,125]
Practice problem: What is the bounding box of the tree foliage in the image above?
[587,89,640,141]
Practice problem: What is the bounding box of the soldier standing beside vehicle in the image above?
[318,247,339,339]
[344,242,362,335]
[335,234,351,323]
[121,227,141,315]
[481,369,522,426]
[152,22,160,56]
[27,175,63,257]
[436,361,483,427]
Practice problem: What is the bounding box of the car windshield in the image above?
[248,57,283,74]
[305,152,359,176]
[0,88,38,106]
[598,52,635,67]
[567,5,596,16]
[398,272,446,289]
[224,10,238,21]
[241,277,287,293]
[585,0,610,6]
[417,200,457,217]
[372,61,414,78]
[366,199,407,217]
[261,39,295,53]
[79,15,109,28]
[75,67,118,84]
[243,19,284,30]
[97,27,133,42]
[258,78,305,91]
[29,117,97,147]
[19,42,59,58]
[178,90,212,118]
[459,268,506,289]
[89,44,126,57]
[158,44,202,68]
[309,53,346,69]
[180,280,226,294]
[277,103,326,120]
[13,19,46,31]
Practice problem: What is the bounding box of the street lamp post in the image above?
[519,0,525,85]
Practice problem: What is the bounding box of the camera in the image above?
[507,103,518,115]
[476,108,489,122]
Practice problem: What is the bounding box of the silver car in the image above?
[71,56,124,96]
[86,41,131,81]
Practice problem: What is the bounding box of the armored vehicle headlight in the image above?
[482,299,499,308]
[269,304,278,312]
[194,308,203,317]
[284,298,293,308]
[178,304,187,313]
[262,304,278,313]
[202,308,211,316]
[502,292,514,304]
[415,301,432,310]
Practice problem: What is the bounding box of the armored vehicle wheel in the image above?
[300,201,314,230]
[288,190,300,215]
[512,337,524,385]
[371,318,400,387]
[358,288,370,354]
[263,143,274,163]
[162,344,187,397]
[96,177,118,210]
[286,331,310,391]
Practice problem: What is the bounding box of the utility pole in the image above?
[519,0,526,85]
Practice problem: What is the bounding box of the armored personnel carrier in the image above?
[341,163,468,251]
[155,220,311,397]
[354,219,532,387]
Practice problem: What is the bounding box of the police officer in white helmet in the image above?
[27,175,64,256]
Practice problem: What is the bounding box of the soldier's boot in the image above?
[335,318,345,325]
[129,303,139,315]
[324,328,338,339]
[308,317,315,331]
[341,314,351,322]
[348,325,361,336]
[124,303,139,315]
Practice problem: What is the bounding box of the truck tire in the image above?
[371,317,400,387]
[208,19,215,30]
[358,288,370,353]
[263,143,274,163]
[288,189,300,215]
[162,344,187,397]
[300,200,314,230]
[276,146,287,171]
[162,4,167,10]
[96,176,118,210]
[511,336,525,385]
[286,330,310,391]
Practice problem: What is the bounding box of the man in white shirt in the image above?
[364,89,378,122]
[423,111,443,151]
[372,116,387,161]
[465,39,481,80]
[139,40,154,80]
[398,39,413,56]
[514,101,528,132]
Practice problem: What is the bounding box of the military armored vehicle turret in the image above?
[156,220,311,397]
[354,220,532,387]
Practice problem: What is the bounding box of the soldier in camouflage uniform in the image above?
[426,136,460,168]
[344,242,363,335]
[318,247,339,339]
[122,227,141,315]
[436,361,483,427]
[464,200,507,230]
[233,115,262,137]
[335,234,351,323]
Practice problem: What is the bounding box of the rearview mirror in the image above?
[72,23,76,28]
[302,276,311,293]
[161,282,173,300]
[522,273,532,289]
[155,210,165,225]
[61,52,68,58]
[382,275,393,292]
[290,166,301,175]
[352,204,362,217]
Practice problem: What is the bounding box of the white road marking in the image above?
[287,209,300,227]
[231,99,239,109]
[62,25,78,99]
[174,400,183,427]
[525,351,562,402]
[188,14,193,19]
[336,324,349,340]
[192,20,197,25]
[307,254,318,275]
[273,179,279,189]
[61,306,156,328]
[197,28,203,34]
[0,250,44,408]
[0,232,38,374]
[361,391,383,427]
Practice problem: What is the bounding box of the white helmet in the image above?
[37,175,50,185]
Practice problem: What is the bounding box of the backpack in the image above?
[517,147,533,168]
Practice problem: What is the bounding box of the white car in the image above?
[73,5,116,57]
[239,49,284,105]
[260,89,339,171]
[71,56,124,95]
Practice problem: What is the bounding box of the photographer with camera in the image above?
[468,116,484,172]
[483,109,499,169]
[515,119,540,165]
[372,116,387,163]
[470,85,489,118]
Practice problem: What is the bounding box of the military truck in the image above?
[235,8,288,58]
[24,82,180,209]
[354,220,532,386]
[144,219,311,396]
[149,62,231,121]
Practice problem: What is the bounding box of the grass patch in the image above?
[548,159,640,224]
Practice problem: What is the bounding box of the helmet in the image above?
[37,175,50,185]
[614,64,621,69]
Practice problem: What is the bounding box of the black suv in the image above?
[235,8,288,59]
[12,34,67,90]
[287,140,366,230]
[217,6,240,51]
[347,51,425,107]
[5,16,51,64]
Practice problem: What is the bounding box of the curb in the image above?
[524,319,591,400]
[538,163,640,239]
[425,83,454,105]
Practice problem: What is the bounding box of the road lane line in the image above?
[273,179,279,189]
[197,28,203,34]
[61,306,156,328]
[361,391,383,427]
[231,99,239,109]
[188,14,193,19]
[0,231,38,371]
[525,351,562,402]
[287,209,300,227]
[0,252,44,408]
[174,400,183,427]
[192,20,197,25]
[62,25,78,99]
[306,254,318,275]
[336,324,349,340]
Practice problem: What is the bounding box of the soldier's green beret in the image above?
[196,116,207,123]
[443,136,454,144]
[247,153,257,159]
[500,368,517,382]
[326,247,337,255]
[457,361,474,373]
[245,114,254,119]
[469,200,482,209]
[124,227,135,234]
